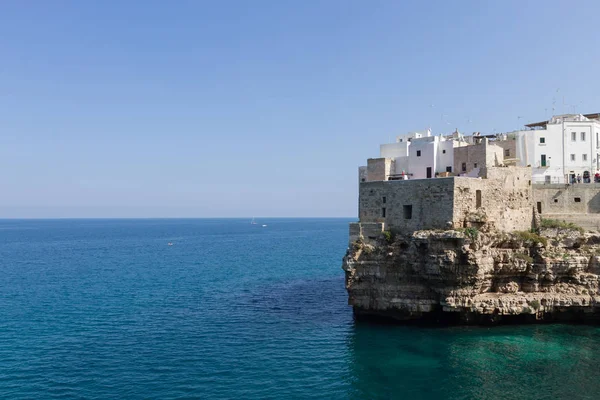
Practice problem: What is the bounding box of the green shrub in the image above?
[522,306,532,314]
[515,231,548,247]
[529,299,541,310]
[457,227,479,240]
[382,230,394,244]
[541,219,584,233]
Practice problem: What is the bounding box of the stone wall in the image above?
[357,167,534,235]
[493,139,517,163]
[453,140,504,176]
[453,167,533,231]
[358,166,367,183]
[366,158,395,181]
[358,178,455,233]
[533,184,600,214]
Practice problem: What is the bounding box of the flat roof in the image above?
[525,113,600,128]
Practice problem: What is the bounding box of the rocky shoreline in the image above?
[342,226,600,324]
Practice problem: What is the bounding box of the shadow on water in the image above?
[239,275,353,327]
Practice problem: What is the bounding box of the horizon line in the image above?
[0,216,357,220]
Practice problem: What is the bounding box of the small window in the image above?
[583,154,588,161]
[574,197,581,203]
[361,178,365,182]
[554,199,558,203]
[442,149,446,154]
[504,149,510,157]
[381,207,386,217]
[571,154,576,162]
[536,202,542,214]
[461,162,467,172]
[474,163,478,168]
[476,190,482,208]
[403,205,412,219]
[572,132,577,141]
[416,150,421,157]
[581,132,586,141]
[382,196,386,204]
[539,137,545,144]
[446,166,452,172]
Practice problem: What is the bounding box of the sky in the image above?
[1,0,600,218]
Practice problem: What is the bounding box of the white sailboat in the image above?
[251,217,257,225]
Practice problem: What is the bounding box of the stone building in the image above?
[351,166,534,242]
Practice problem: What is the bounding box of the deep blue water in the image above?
[0,219,599,399]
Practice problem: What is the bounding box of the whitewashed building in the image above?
[378,129,466,179]
[505,114,600,183]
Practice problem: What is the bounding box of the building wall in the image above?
[358,178,455,232]
[380,142,409,158]
[533,184,600,214]
[453,167,533,232]
[514,118,600,183]
[494,138,517,161]
[437,140,455,174]
[453,140,504,177]
[366,158,394,181]
[358,167,533,234]
[358,166,367,183]
[408,137,438,179]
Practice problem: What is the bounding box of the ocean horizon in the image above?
[1,218,599,399]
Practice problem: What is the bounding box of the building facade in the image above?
[501,114,600,184]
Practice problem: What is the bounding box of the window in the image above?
[554,199,558,203]
[581,132,586,141]
[416,150,421,157]
[571,154,576,162]
[537,202,542,214]
[442,150,446,154]
[403,205,412,219]
[382,196,386,204]
[583,154,588,162]
[572,132,577,141]
[446,166,452,172]
[574,197,581,203]
[462,162,467,172]
[476,190,482,208]
[474,163,478,168]
[504,149,510,157]
[539,137,545,144]
[381,207,386,217]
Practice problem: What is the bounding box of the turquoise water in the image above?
[0,219,599,399]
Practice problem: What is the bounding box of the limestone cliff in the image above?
[342,227,600,323]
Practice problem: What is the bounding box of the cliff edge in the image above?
[342,226,600,324]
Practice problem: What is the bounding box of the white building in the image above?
[508,114,600,183]
[378,129,466,179]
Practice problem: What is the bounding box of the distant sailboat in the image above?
[251,217,257,225]
[262,224,267,227]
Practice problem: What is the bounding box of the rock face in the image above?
[342,228,600,324]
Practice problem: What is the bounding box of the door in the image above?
[541,154,547,167]
[426,167,432,178]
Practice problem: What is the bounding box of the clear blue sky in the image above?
[1,1,599,218]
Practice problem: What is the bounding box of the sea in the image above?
[0,218,599,399]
